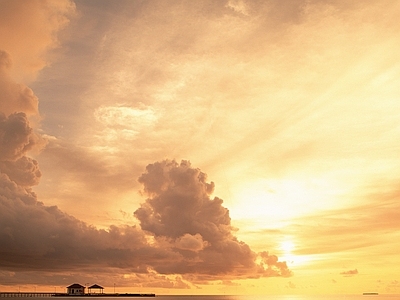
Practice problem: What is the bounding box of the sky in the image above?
[1,0,400,295]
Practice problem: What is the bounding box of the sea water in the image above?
[157,295,398,300]
[0,295,397,300]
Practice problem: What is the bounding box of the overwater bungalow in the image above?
[66,283,85,295]
[88,284,104,294]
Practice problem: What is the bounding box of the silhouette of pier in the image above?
[0,283,155,298]
[0,292,56,297]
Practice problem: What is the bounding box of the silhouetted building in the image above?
[88,284,104,294]
[66,283,85,295]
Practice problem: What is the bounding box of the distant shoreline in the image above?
[362,293,379,296]
[54,293,155,297]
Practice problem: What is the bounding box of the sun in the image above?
[280,240,294,255]
[279,239,298,266]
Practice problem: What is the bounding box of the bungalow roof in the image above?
[67,283,85,289]
[89,284,104,289]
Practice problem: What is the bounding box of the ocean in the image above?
[157,295,398,300]
[0,295,396,300]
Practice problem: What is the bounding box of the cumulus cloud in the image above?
[0,112,42,161]
[0,156,41,187]
[134,160,291,278]
[0,51,38,116]
[175,233,209,252]
[259,251,292,277]
[0,1,76,194]
[0,158,290,286]
[0,180,157,272]
[0,55,44,195]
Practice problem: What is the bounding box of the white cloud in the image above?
[93,105,157,145]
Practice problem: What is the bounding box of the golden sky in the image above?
[1,0,400,295]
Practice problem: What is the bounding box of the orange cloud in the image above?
[135,160,291,278]
[0,159,290,287]
[0,51,38,116]
[0,0,75,82]
[340,269,358,277]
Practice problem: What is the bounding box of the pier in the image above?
[0,283,154,297]
[0,293,56,297]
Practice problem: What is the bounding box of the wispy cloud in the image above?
[340,269,358,277]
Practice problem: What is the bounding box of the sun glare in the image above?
[280,240,294,254]
[277,238,314,268]
[278,239,298,267]
[229,178,342,223]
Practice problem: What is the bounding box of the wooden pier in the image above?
[0,293,56,297]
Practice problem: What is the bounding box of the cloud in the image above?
[221,280,240,287]
[386,280,400,292]
[0,0,159,284]
[11,0,400,290]
[39,138,142,193]
[0,51,38,116]
[259,251,292,277]
[286,281,296,289]
[0,157,41,187]
[0,80,44,189]
[94,105,157,129]
[284,188,400,257]
[0,0,76,82]
[175,233,209,252]
[134,160,291,278]
[0,157,290,287]
[0,112,42,161]
[340,269,358,276]
[0,175,151,271]
[93,105,158,145]
[140,275,191,289]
